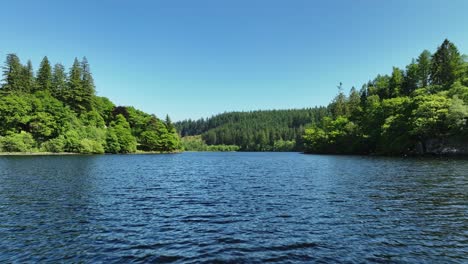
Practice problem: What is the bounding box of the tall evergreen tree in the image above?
[21,60,35,93]
[67,58,84,112]
[80,57,95,111]
[36,56,52,92]
[51,63,67,100]
[430,39,463,88]
[1,54,23,92]
[417,50,431,87]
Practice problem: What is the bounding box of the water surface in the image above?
[0,152,467,263]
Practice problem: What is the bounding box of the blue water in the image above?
[0,152,467,263]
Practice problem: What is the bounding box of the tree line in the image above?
[176,108,329,151]
[0,54,181,153]
[303,39,468,154]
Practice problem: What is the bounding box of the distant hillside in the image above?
[175,108,329,151]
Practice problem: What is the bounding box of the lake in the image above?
[0,152,466,263]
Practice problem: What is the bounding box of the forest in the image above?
[2,39,466,155]
[303,39,468,155]
[0,55,181,154]
[176,39,467,155]
[175,108,329,151]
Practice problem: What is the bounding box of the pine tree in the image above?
[80,57,95,111]
[417,50,431,87]
[67,58,84,112]
[165,114,175,131]
[36,56,52,92]
[1,54,23,92]
[51,63,67,100]
[21,60,35,92]
[430,39,463,88]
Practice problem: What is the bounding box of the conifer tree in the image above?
[36,56,52,92]
[21,60,35,92]
[417,50,431,87]
[80,57,95,111]
[51,63,67,100]
[1,54,23,92]
[430,39,463,87]
[67,58,84,112]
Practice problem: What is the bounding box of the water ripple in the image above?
[0,153,467,263]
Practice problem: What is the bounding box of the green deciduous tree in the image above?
[389,67,403,97]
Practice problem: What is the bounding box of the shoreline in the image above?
[0,151,183,156]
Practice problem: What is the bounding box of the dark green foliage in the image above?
[36,56,52,92]
[176,107,329,151]
[0,54,182,154]
[303,39,468,155]
[51,63,67,100]
[1,54,24,92]
[402,61,419,95]
[430,39,463,88]
[23,60,35,92]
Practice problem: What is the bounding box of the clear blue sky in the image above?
[1,0,468,121]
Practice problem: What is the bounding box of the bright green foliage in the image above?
[36,56,52,92]
[107,114,137,153]
[0,132,35,152]
[0,54,182,154]
[93,96,115,125]
[303,39,468,155]
[181,135,239,151]
[78,138,105,154]
[303,116,362,154]
[410,93,450,138]
[41,136,66,152]
[105,129,121,153]
[272,139,296,152]
[446,96,468,135]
